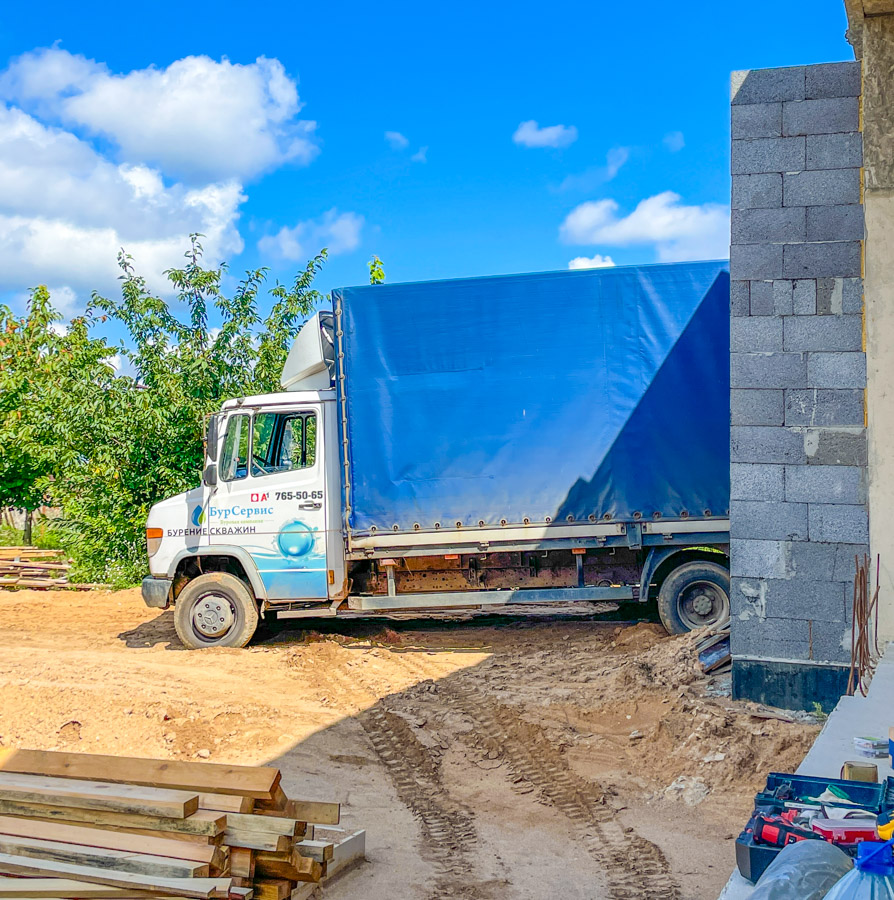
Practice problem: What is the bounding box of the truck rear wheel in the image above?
[657,560,730,635]
[174,572,259,649]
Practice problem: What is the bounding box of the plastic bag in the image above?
[750,840,853,900]
[824,840,894,900]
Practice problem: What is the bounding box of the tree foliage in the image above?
[0,236,327,585]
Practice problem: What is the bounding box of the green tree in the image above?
[368,255,385,285]
[2,236,328,584]
[0,287,64,543]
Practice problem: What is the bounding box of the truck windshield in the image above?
[220,414,250,481]
[251,412,316,476]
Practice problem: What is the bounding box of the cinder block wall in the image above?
[729,61,867,710]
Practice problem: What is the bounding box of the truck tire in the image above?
[173,572,259,649]
[657,560,730,635]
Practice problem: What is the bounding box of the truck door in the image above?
[212,405,328,601]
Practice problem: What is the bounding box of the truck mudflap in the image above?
[141,576,173,609]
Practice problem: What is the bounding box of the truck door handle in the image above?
[299,501,322,510]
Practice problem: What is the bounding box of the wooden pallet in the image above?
[0,750,364,900]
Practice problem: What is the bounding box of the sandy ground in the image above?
[0,588,819,900]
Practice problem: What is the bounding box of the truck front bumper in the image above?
[141,576,173,609]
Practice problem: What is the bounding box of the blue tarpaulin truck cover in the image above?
[332,260,730,536]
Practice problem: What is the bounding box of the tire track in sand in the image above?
[438,681,681,900]
[322,663,482,899]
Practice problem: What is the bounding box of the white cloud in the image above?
[384,131,409,150]
[664,131,685,152]
[560,191,729,262]
[556,147,628,192]
[411,146,428,163]
[0,104,244,295]
[0,48,317,182]
[258,209,363,261]
[513,119,577,149]
[568,254,615,269]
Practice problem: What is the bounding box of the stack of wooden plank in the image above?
[0,549,70,590]
[0,750,365,900]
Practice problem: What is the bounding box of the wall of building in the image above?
[729,61,867,710]
[859,14,894,644]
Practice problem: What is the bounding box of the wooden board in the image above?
[0,855,233,899]
[0,816,221,864]
[224,816,299,838]
[274,802,338,827]
[228,848,254,880]
[0,751,280,801]
[0,773,198,820]
[222,832,289,854]
[0,878,181,898]
[197,795,252,814]
[294,840,333,863]
[0,801,225,837]
[251,881,290,900]
[0,834,208,879]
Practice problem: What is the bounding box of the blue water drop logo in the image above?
[277,520,316,560]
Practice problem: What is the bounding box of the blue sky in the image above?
[0,0,853,324]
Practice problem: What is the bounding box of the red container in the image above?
[812,818,879,844]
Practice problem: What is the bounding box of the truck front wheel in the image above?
[657,560,730,635]
[173,572,259,649]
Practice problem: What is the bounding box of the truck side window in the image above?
[220,414,250,481]
[251,412,316,476]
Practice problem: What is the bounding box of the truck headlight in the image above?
[146,528,163,557]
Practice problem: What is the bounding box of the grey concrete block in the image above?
[732,462,785,500]
[841,278,863,314]
[785,464,863,504]
[732,67,806,105]
[732,352,807,389]
[806,62,862,100]
[774,280,793,315]
[731,207,806,243]
[806,133,863,170]
[832,543,870,582]
[809,621,851,664]
[805,429,867,467]
[731,352,807,389]
[732,316,783,352]
[731,630,811,661]
[807,352,866,388]
[749,280,775,315]
[807,205,864,242]
[732,244,784,280]
[732,103,783,139]
[732,174,783,209]
[783,169,861,207]
[731,280,750,316]
[785,540,837,582]
[732,499,809,541]
[762,577,847,622]
[784,388,865,427]
[783,315,863,352]
[809,503,869,543]
[731,539,788,578]
[732,137,806,175]
[817,277,865,315]
[732,389,784,426]
[793,280,817,315]
[732,425,806,464]
[783,97,860,136]
[783,242,862,279]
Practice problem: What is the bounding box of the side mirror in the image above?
[203,463,218,487]
[205,415,220,462]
